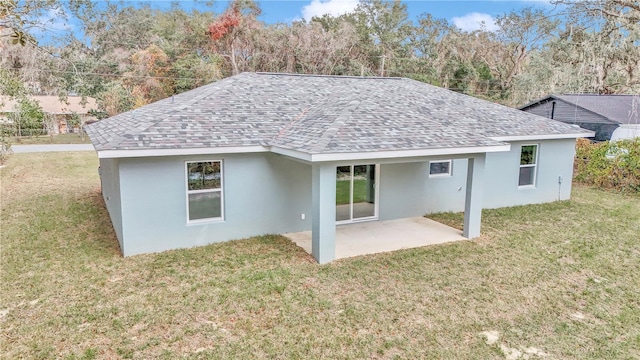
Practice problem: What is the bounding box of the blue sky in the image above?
[260,0,552,30]
[168,0,554,30]
[34,0,556,43]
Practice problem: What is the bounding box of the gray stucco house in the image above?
[86,73,593,263]
[519,94,639,141]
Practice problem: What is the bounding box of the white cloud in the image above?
[44,11,73,31]
[301,0,359,22]
[452,12,499,32]
[28,9,74,37]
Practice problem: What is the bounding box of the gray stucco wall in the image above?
[100,138,577,256]
[484,139,575,208]
[425,139,577,213]
[99,158,124,250]
[116,153,311,256]
[423,159,468,213]
[378,162,429,220]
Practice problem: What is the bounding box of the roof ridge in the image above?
[97,76,240,149]
[270,108,311,143]
[255,72,402,80]
[94,107,164,150]
[173,75,241,111]
[310,99,363,153]
[91,102,179,150]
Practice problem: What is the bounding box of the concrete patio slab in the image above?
[284,217,468,260]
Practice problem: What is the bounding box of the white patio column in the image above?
[311,163,336,264]
[463,154,486,239]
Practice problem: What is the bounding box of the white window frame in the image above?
[428,160,453,178]
[335,164,380,225]
[518,144,538,188]
[185,160,224,224]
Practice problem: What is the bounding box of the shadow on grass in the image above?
[427,199,576,232]
[84,189,314,266]
[83,189,123,257]
[1,188,123,263]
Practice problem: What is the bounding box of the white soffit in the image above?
[97,146,269,158]
[271,144,511,162]
[98,144,512,161]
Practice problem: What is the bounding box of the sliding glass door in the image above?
[336,164,377,223]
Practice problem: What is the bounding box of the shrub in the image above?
[0,121,14,164]
[9,98,45,137]
[575,138,640,193]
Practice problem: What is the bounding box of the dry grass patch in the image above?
[1,153,639,359]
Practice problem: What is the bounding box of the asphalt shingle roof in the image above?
[86,72,592,154]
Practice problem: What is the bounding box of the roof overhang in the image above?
[96,143,512,161]
[96,146,269,159]
[491,132,595,141]
[96,131,593,160]
[271,144,511,162]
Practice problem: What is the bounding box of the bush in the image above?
[14,128,47,137]
[574,138,640,193]
[0,137,10,165]
[0,123,13,164]
[9,98,46,137]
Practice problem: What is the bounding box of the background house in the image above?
[0,95,98,135]
[519,94,640,142]
[86,73,592,263]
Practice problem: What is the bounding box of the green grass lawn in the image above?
[336,179,370,205]
[1,153,639,359]
[11,133,91,145]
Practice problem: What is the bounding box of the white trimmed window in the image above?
[429,160,452,177]
[518,145,538,187]
[186,161,223,222]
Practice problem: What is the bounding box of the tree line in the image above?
[1,0,639,120]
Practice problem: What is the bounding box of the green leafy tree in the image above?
[72,4,221,111]
[0,66,26,97]
[208,0,262,75]
[347,0,414,76]
[98,81,134,117]
[538,0,640,96]
[1,0,45,46]
[10,98,45,137]
[493,8,560,98]
[171,54,222,93]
